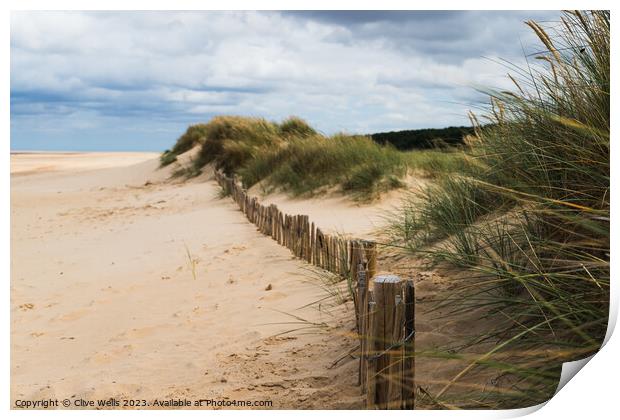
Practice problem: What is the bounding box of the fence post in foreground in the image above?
[387,294,405,407]
[370,274,403,409]
[402,279,416,409]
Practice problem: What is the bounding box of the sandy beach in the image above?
[10,152,375,409]
[11,152,510,409]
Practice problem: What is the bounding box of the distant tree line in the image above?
[369,126,476,150]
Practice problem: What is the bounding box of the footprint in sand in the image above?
[18,303,35,311]
[111,326,161,341]
[56,308,90,322]
[100,285,120,294]
[259,291,287,302]
[221,245,248,257]
[89,344,134,365]
[264,336,297,345]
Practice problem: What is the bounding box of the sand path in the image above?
[10,154,362,409]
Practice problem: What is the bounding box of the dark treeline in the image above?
[369,126,475,150]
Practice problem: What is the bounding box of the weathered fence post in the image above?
[366,295,378,409]
[402,279,416,409]
[368,274,403,409]
[350,241,359,284]
[358,263,368,389]
[364,241,377,280]
[388,294,405,407]
[305,217,311,263]
[310,222,315,264]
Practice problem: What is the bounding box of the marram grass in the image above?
[163,115,467,201]
[387,10,609,408]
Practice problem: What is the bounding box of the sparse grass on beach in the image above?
[183,242,198,281]
[387,10,609,408]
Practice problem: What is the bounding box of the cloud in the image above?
[10,10,560,151]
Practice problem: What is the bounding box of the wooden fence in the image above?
[213,169,416,409]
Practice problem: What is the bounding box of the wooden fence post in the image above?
[318,229,324,269]
[350,241,359,284]
[366,295,378,409]
[310,222,315,264]
[388,294,405,407]
[321,232,327,270]
[402,279,416,409]
[365,241,377,280]
[305,217,311,263]
[357,262,368,390]
[283,215,288,248]
[370,275,403,409]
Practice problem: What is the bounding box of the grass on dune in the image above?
[239,133,408,200]
[159,123,212,167]
[387,10,609,408]
[163,115,468,201]
[241,135,470,200]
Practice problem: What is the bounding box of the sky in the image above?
[10,10,559,152]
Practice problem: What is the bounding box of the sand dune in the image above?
[10,153,364,409]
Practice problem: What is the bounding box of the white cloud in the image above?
[10,10,559,150]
